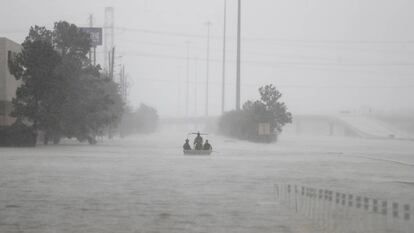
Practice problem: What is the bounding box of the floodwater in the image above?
[0,131,413,233]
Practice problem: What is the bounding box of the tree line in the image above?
[120,104,159,137]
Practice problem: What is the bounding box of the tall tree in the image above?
[9,21,124,144]
[8,26,61,133]
[53,21,91,60]
[258,84,292,134]
[219,84,292,142]
[50,21,123,143]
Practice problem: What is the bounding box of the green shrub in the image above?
[0,122,37,147]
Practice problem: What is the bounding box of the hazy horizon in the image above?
[2,0,414,117]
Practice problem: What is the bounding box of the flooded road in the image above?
[0,132,413,233]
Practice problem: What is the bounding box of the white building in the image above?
[0,37,21,126]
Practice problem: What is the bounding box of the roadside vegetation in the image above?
[120,104,159,137]
[219,84,292,143]
[6,21,124,145]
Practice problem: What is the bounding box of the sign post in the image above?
[79,27,103,65]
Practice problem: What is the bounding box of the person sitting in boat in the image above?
[203,140,212,151]
[194,132,203,150]
[183,139,191,150]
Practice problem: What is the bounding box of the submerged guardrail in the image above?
[274,184,413,233]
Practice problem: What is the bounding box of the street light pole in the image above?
[236,0,242,111]
[177,70,181,118]
[205,21,212,117]
[185,41,190,118]
[194,56,199,117]
[221,0,227,114]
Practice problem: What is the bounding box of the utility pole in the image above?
[236,0,242,110]
[119,65,125,102]
[108,51,111,76]
[194,56,199,117]
[89,13,93,27]
[205,21,212,117]
[177,70,181,118]
[104,7,114,73]
[93,46,96,66]
[193,57,199,131]
[88,14,93,63]
[88,14,97,66]
[221,0,227,114]
[120,66,124,98]
[104,7,115,139]
[124,66,127,101]
[120,65,127,102]
[109,46,115,80]
[185,41,190,118]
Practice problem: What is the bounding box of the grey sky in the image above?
[1,0,414,116]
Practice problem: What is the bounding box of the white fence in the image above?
[275,184,413,233]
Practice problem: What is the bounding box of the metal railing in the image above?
[275,184,413,233]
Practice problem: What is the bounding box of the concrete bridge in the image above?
[289,115,414,140]
[160,114,414,140]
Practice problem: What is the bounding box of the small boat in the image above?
[183,132,213,156]
[183,149,212,156]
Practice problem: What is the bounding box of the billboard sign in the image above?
[80,27,103,47]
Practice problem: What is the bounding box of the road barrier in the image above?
[274,183,413,233]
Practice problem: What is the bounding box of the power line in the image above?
[117,51,414,80]
[115,38,414,69]
[115,26,206,39]
[113,26,414,58]
[4,24,414,45]
[114,26,414,45]
[131,76,414,89]
[112,50,414,67]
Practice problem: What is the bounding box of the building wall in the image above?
[0,37,21,126]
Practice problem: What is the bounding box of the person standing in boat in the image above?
[194,132,203,150]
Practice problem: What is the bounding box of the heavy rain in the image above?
[0,1,413,232]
